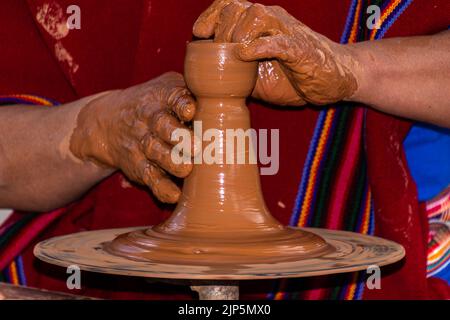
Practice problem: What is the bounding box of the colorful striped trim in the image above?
[290,110,336,227]
[426,186,450,222]
[347,0,364,44]
[370,0,414,40]
[426,186,450,278]
[427,222,450,277]
[0,94,59,106]
[269,0,413,300]
[2,256,27,286]
[0,94,59,286]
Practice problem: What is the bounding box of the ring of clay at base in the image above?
[34,227,405,280]
[104,40,334,267]
[103,226,335,266]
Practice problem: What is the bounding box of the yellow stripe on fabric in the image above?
[9,261,20,285]
[349,0,363,43]
[298,109,336,227]
[11,94,53,106]
[429,239,450,262]
[274,292,284,300]
[344,273,359,300]
[361,190,372,235]
[370,0,402,40]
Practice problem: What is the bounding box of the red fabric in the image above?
[0,0,449,299]
[0,208,66,270]
[363,0,450,299]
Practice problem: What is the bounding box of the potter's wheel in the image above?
[34,226,404,280]
[34,41,405,288]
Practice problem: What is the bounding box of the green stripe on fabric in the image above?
[0,213,38,249]
[346,160,367,231]
[312,107,352,227]
[330,274,350,300]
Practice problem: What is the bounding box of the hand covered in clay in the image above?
[194,0,357,105]
[70,72,195,203]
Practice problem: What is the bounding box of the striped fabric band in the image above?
[0,94,59,106]
[427,186,450,222]
[426,186,450,278]
[268,0,413,300]
[0,256,27,286]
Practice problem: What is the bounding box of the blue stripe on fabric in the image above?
[289,110,327,226]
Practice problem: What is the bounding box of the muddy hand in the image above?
[70,72,196,203]
[194,0,358,105]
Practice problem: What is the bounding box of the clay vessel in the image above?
[105,41,333,266]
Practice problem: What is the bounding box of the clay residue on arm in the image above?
[69,72,196,203]
[0,73,196,211]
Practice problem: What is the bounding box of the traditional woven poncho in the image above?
[0,0,449,299]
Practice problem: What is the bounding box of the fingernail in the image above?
[181,103,196,121]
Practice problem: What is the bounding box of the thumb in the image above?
[193,0,236,38]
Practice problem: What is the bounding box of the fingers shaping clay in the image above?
[34,40,403,282]
[105,41,333,266]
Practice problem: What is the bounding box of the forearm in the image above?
[347,31,450,127]
[0,94,114,212]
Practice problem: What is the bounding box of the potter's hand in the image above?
[70,72,195,203]
[194,0,357,105]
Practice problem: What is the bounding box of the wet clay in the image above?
[35,226,405,279]
[69,72,196,203]
[105,41,333,266]
[193,0,358,106]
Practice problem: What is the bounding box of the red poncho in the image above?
[0,0,449,299]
